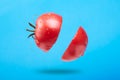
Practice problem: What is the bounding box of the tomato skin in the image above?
[35,13,62,52]
[62,27,88,61]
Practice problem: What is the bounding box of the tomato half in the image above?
[27,13,62,52]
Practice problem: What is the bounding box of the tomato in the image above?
[27,13,88,62]
[27,13,62,52]
[62,27,88,62]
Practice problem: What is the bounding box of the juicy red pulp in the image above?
[62,27,88,61]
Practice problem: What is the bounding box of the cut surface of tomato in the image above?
[62,27,88,61]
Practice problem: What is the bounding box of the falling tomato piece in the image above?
[62,27,88,62]
[26,13,62,52]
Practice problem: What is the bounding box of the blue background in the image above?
[0,0,120,80]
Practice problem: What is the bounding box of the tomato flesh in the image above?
[62,27,88,61]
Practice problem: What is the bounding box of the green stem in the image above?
[27,33,35,38]
[28,22,35,29]
[26,29,35,32]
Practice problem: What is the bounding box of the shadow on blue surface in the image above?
[35,68,81,75]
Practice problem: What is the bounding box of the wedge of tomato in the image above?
[27,13,62,52]
[62,27,88,61]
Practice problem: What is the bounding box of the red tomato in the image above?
[27,13,62,52]
[62,27,88,62]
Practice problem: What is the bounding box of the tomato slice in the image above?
[62,27,88,61]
